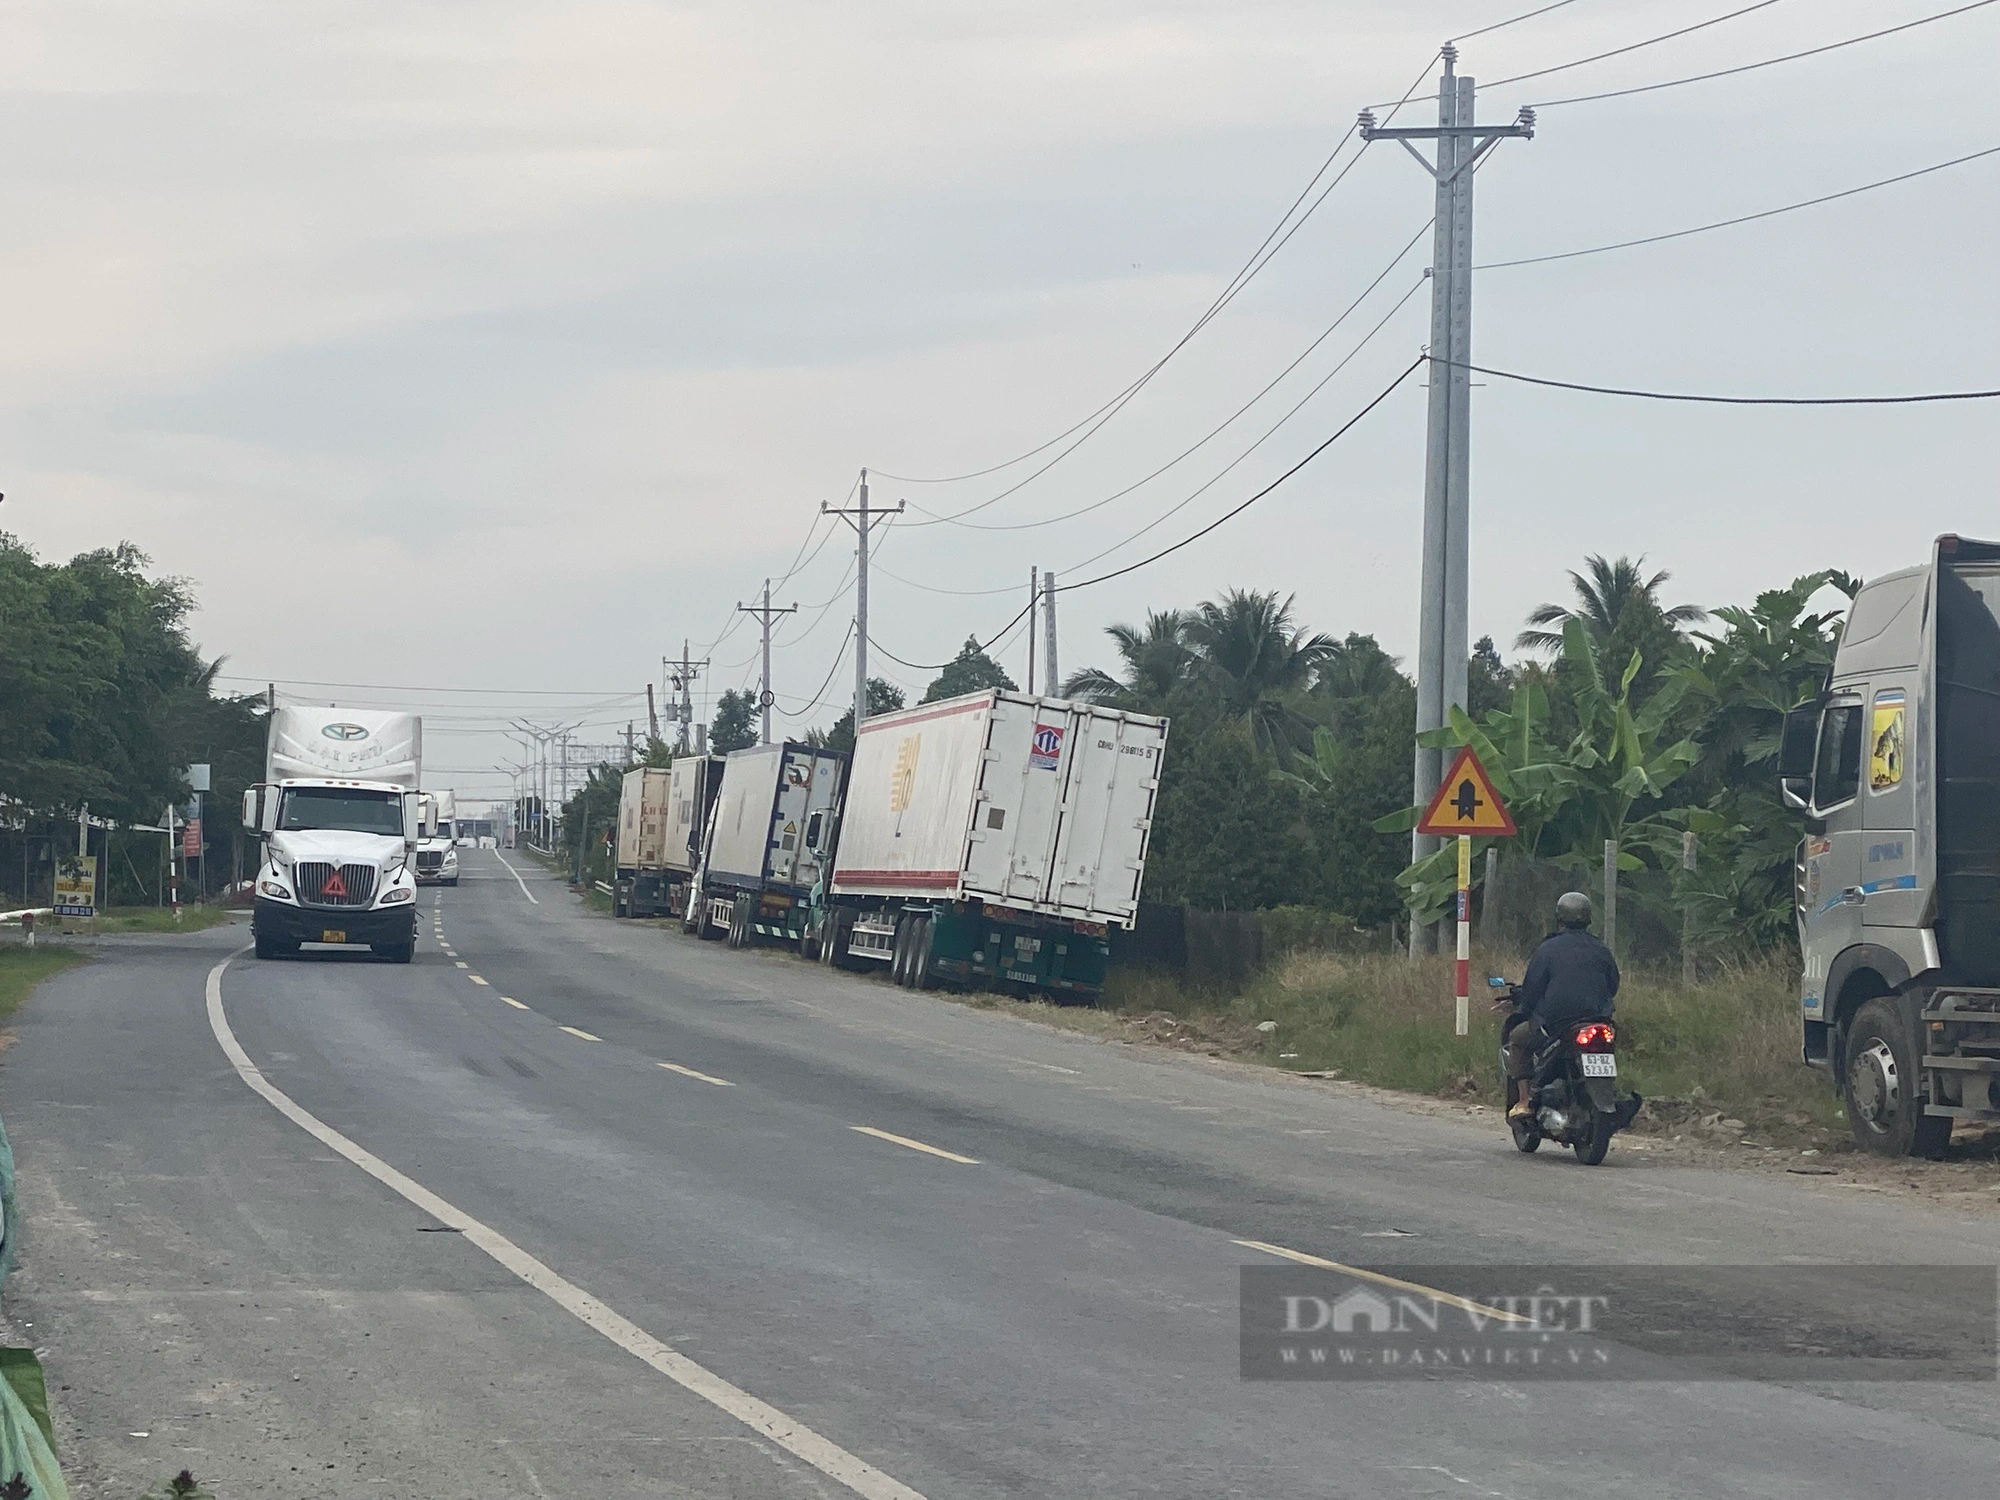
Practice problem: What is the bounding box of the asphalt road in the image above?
[6,850,2000,1498]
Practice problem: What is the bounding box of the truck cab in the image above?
[414,790,460,886]
[1783,535,2000,1156]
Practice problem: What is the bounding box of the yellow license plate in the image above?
[321,929,347,944]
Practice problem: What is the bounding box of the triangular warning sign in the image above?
[321,869,349,900]
[1416,746,1516,837]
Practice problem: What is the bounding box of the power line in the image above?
[1443,357,2000,404]
[1452,0,1590,43]
[1478,142,2000,268]
[870,355,1423,667]
[868,51,1442,500]
[904,218,1432,533]
[1529,0,2000,108]
[1484,0,1785,90]
[1057,356,1426,592]
[773,622,855,718]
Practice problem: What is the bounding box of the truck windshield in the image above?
[280,787,405,836]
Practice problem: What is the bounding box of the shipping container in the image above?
[817,690,1168,996]
[687,742,846,947]
[611,766,673,917]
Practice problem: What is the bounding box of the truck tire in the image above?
[697,896,725,942]
[728,894,753,949]
[1842,999,1952,1159]
[909,915,937,992]
[828,909,858,971]
[891,916,912,986]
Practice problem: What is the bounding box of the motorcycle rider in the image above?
[1504,891,1620,1120]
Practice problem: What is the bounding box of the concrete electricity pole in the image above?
[738,579,798,745]
[666,643,709,756]
[1027,567,1038,694]
[1043,570,1058,695]
[824,469,903,740]
[1360,45,1534,955]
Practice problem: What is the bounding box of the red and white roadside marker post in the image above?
[1415,746,1516,1037]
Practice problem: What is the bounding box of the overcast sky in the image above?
[6,0,1998,806]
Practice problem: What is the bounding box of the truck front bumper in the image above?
[253,897,417,948]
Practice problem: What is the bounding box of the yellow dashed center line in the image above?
[1231,1240,1531,1324]
[850,1125,978,1165]
[501,997,531,1011]
[657,1061,734,1087]
[559,1026,601,1042]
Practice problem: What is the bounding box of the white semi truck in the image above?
[1782,535,2000,1156]
[242,707,424,961]
[812,689,1168,997]
[685,742,846,946]
[415,788,460,886]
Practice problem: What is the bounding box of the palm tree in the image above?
[1061,609,1193,706]
[1185,589,1335,754]
[1516,554,1707,653]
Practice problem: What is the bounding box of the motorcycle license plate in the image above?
[1579,1053,1617,1078]
[320,929,348,944]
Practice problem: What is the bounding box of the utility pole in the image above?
[824,469,903,739]
[645,683,661,743]
[1361,46,1534,956]
[738,579,798,745]
[1027,567,1038,695]
[666,643,709,755]
[1043,570,1058,695]
[623,721,637,764]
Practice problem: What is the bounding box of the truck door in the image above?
[1802,693,1868,973]
[1860,682,1920,929]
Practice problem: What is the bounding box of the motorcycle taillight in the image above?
[1573,1021,1616,1050]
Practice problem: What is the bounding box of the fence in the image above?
[0,824,247,910]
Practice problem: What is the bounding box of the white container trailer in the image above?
[612,766,673,917]
[660,754,727,917]
[819,689,1169,996]
[688,742,846,947]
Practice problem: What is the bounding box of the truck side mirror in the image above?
[241,787,259,831]
[402,794,422,847]
[1780,777,1812,812]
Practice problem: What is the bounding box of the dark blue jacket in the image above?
[1517,927,1619,1027]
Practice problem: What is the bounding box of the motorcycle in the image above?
[1489,976,1644,1165]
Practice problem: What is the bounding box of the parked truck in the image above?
[612,766,672,917]
[242,707,424,961]
[685,742,846,947]
[1782,534,2000,1156]
[414,788,459,886]
[661,753,727,918]
[810,689,1169,997]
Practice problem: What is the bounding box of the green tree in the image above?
[1185,589,1334,755]
[922,638,1016,703]
[709,690,757,753]
[817,678,906,754]
[1062,610,1193,708]
[1517,554,1704,710]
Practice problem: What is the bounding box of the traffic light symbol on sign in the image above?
[1415,746,1516,838]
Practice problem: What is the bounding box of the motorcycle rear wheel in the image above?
[1572,1107,1611,1166]
[1509,1118,1541,1153]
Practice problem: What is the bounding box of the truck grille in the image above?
[295,862,377,908]
[415,850,444,872]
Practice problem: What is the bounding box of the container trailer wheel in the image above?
[908,915,937,991]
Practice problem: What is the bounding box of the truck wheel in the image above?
[798,916,820,962]
[828,909,857,971]
[728,895,752,949]
[1843,999,1952,1159]
[697,897,724,941]
[891,916,912,986]
[681,892,702,936]
[909,916,936,991]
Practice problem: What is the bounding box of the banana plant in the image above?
[1375,618,1701,924]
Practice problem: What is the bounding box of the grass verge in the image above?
[1005,950,1841,1148]
[64,905,233,934]
[0,947,85,1024]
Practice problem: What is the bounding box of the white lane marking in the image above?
[469,976,490,987]
[204,952,925,1500]
[454,961,468,969]
[658,1061,734,1087]
[559,1026,601,1042]
[1232,1240,1531,1324]
[501,997,531,1010]
[491,851,540,905]
[849,1126,979,1166]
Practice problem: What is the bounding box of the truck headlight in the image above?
[258,878,294,901]
[380,887,414,905]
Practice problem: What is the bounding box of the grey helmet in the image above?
[1555,891,1594,930]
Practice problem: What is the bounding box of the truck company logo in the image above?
[321,723,371,741]
[1030,724,1064,770]
[891,736,921,813]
